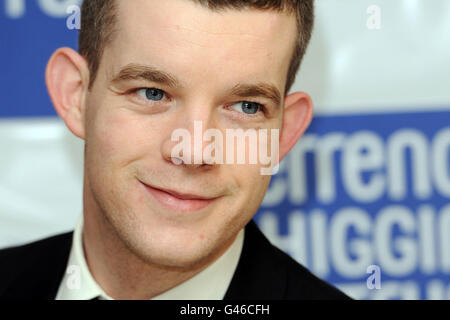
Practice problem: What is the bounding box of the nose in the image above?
[161,107,220,169]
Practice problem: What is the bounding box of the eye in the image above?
[229,101,263,115]
[136,88,166,101]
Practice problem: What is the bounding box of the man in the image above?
[0,0,350,300]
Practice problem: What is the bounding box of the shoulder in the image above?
[225,220,352,300]
[0,232,73,298]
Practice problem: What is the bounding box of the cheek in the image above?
[85,110,157,207]
[232,165,270,204]
[88,110,154,167]
[229,167,269,229]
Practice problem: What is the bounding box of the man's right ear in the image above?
[45,47,90,140]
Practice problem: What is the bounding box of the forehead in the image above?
[107,0,297,90]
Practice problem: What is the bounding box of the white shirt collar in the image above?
[55,214,244,300]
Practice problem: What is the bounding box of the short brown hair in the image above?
[79,0,314,94]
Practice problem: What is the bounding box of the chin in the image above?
[116,217,219,269]
[136,239,217,270]
[145,248,212,269]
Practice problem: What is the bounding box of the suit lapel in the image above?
[224,220,287,299]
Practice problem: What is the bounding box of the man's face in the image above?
[83,0,297,268]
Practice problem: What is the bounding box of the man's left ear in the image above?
[278,91,313,161]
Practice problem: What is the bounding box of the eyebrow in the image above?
[111,63,282,107]
[229,83,282,108]
[110,63,181,88]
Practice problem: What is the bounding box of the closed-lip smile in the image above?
[139,180,219,212]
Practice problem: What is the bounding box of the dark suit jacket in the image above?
[0,220,350,300]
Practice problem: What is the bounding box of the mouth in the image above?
[139,180,220,212]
